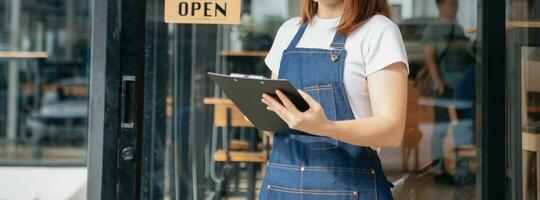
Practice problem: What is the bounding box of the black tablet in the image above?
[207,72,310,134]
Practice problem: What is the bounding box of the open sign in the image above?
[165,0,241,24]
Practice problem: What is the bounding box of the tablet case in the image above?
[207,72,310,135]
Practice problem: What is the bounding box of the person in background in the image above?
[422,0,474,184]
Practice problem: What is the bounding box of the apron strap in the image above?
[286,21,309,50]
[330,32,347,50]
[329,32,347,62]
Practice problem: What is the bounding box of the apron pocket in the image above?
[303,84,339,150]
[302,84,337,120]
[267,185,360,200]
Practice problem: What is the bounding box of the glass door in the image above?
[140,0,281,199]
[506,1,540,199]
[0,0,91,166]
[138,0,492,199]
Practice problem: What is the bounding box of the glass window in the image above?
[142,0,479,199]
[386,0,478,199]
[506,0,540,199]
[0,0,91,165]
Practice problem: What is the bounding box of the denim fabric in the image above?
[259,22,394,200]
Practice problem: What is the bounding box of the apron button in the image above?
[331,54,339,62]
[371,169,375,174]
[352,191,358,196]
[267,185,271,189]
[300,166,305,171]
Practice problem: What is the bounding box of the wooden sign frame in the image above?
[165,0,242,24]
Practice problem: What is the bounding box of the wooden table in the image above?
[203,97,254,127]
[0,51,48,147]
[0,51,48,59]
[466,21,540,34]
[220,50,268,58]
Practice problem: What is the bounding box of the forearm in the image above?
[321,63,407,148]
[424,45,444,85]
[261,63,408,148]
[426,61,444,85]
[320,116,405,147]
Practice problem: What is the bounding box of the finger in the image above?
[275,90,300,114]
[297,90,319,108]
[263,95,290,117]
[267,104,295,126]
[262,94,294,122]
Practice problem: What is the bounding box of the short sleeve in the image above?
[421,24,436,45]
[364,24,409,76]
[264,19,296,76]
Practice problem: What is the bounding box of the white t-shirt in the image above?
[264,14,409,120]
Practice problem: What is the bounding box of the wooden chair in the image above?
[447,105,476,171]
[203,97,271,200]
[521,59,540,199]
[229,140,268,151]
[522,132,540,200]
[447,105,476,155]
[203,97,270,163]
[402,81,424,171]
[402,127,423,172]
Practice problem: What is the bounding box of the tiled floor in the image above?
[0,167,87,200]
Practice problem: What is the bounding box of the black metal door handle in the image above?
[121,75,136,129]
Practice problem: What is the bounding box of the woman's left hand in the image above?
[261,89,331,137]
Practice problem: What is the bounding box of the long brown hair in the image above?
[300,0,392,35]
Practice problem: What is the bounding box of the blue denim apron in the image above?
[259,22,394,200]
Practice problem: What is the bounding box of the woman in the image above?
[259,0,409,199]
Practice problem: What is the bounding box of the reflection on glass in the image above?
[521,47,540,200]
[0,0,90,164]
[506,0,540,199]
[421,0,475,183]
[391,0,477,199]
[143,0,479,199]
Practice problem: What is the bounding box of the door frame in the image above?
[477,0,507,199]
[87,0,146,199]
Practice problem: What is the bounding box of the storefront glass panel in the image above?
[0,0,91,165]
[141,0,480,199]
[506,0,540,199]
